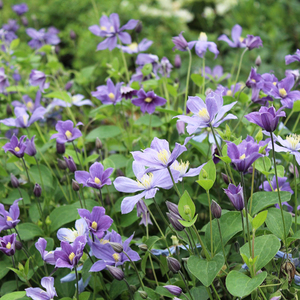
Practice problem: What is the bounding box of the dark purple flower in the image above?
[50,120,82,144]
[211,200,222,218]
[260,176,293,194]
[3,19,19,32]
[218,24,246,48]
[12,3,28,15]
[21,16,28,26]
[25,135,36,156]
[89,13,138,51]
[33,183,42,197]
[245,68,265,101]
[26,277,57,300]
[227,137,263,173]
[92,78,123,105]
[78,206,113,239]
[194,32,219,58]
[118,38,152,54]
[35,238,56,265]
[2,135,27,158]
[0,198,21,231]
[0,67,9,93]
[26,27,60,50]
[244,35,263,50]
[56,141,65,154]
[172,31,195,51]
[159,57,173,77]
[136,200,152,226]
[244,106,286,132]
[54,236,86,269]
[0,233,17,256]
[132,89,166,114]
[29,70,49,92]
[121,86,137,99]
[224,183,244,211]
[164,285,182,297]
[286,49,300,65]
[64,156,77,173]
[275,202,293,212]
[75,162,113,190]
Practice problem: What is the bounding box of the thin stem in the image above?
[21,157,30,184]
[249,162,256,215]
[162,76,170,109]
[292,113,300,132]
[233,48,248,92]
[167,167,181,197]
[217,219,229,270]
[123,278,134,300]
[77,191,84,209]
[211,283,221,300]
[294,157,298,232]
[34,156,45,192]
[206,190,213,256]
[185,228,196,255]
[232,103,252,134]
[17,187,27,218]
[35,196,43,220]
[179,270,194,300]
[119,42,130,82]
[278,110,293,135]
[148,253,159,286]
[206,287,213,300]
[184,48,192,114]
[74,266,80,300]
[202,56,205,95]
[192,225,211,260]
[12,256,19,290]
[258,286,268,300]
[149,114,152,146]
[72,141,83,170]
[240,211,247,245]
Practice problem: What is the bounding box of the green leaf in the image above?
[178,190,195,221]
[240,234,280,270]
[178,214,197,227]
[166,84,178,97]
[0,256,11,280]
[249,191,292,216]
[0,292,26,300]
[135,115,163,127]
[265,208,292,241]
[187,254,225,287]
[28,165,53,189]
[293,100,300,112]
[4,189,30,205]
[17,223,44,241]
[44,91,71,103]
[79,292,91,300]
[10,38,20,50]
[190,286,209,300]
[191,74,204,87]
[226,271,267,298]
[120,209,139,227]
[108,154,129,169]
[141,63,153,76]
[255,156,271,174]
[287,230,300,247]
[252,210,268,230]
[196,160,216,191]
[85,125,122,141]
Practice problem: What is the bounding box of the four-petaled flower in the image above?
[50,120,83,144]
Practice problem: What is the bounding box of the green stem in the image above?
[206,287,213,300]
[292,113,300,132]
[206,190,213,256]
[12,256,19,290]
[123,278,134,300]
[148,253,159,286]
[278,109,293,135]
[217,219,229,270]
[167,167,181,197]
[163,76,170,109]
[294,157,298,232]
[74,266,80,300]
[77,191,84,209]
[249,162,255,215]
[211,283,221,300]
[119,42,130,82]
[233,48,248,92]
[192,225,211,260]
[258,286,268,300]
[184,48,192,114]
[21,157,31,184]
[72,141,83,170]
[232,103,252,134]
[179,270,194,300]
[240,211,247,245]
[17,187,27,218]
[34,156,45,193]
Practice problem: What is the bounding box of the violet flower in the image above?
[244,35,263,50]
[26,277,57,300]
[50,120,82,144]
[285,49,300,65]
[121,86,138,99]
[91,78,123,105]
[54,236,86,269]
[164,285,182,297]
[78,206,113,239]
[136,200,152,226]
[3,19,19,33]
[218,24,246,48]
[0,233,17,256]
[113,161,179,214]
[90,230,140,272]
[202,65,230,81]
[2,135,27,158]
[172,31,195,51]
[0,198,21,231]
[64,156,77,173]
[26,27,60,50]
[118,38,152,54]
[224,183,244,211]
[227,137,263,173]
[0,67,9,93]
[25,135,36,156]
[75,162,113,190]
[89,13,138,51]
[216,83,242,97]
[159,57,173,77]
[50,94,94,108]
[57,218,89,243]
[35,238,56,265]
[244,106,286,132]
[29,70,49,92]
[11,90,42,113]
[12,3,28,15]
[171,160,206,181]
[194,32,219,59]
[175,91,237,134]
[275,202,293,213]
[132,89,166,114]
[260,175,293,194]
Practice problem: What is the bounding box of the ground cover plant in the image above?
[2,2,300,300]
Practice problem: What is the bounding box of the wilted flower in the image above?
[2,135,27,158]
[0,199,21,231]
[224,183,244,211]
[0,233,17,256]
[218,24,246,48]
[50,120,83,144]
[194,32,219,58]
[26,277,57,300]
[12,3,28,15]
[29,70,49,92]
[244,35,263,50]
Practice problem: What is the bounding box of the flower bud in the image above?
[45,216,51,226]
[106,265,124,281]
[70,30,76,40]
[201,168,208,179]
[166,213,185,231]
[221,173,230,185]
[167,257,181,273]
[57,158,67,170]
[211,200,222,219]
[72,179,80,192]
[6,104,13,116]
[109,242,123,253]
[139,244,148,251]
[0,1,3,10]
[164,285,182,297]
[10,173,19,188]
[255,55,261,67]
[95,137,102,149]
[174,54,181,69]
[21,16,28,26]
[129,285,137,293]
[15,240,22,250]
[33,183,42,197]
[183,205,191,217]
[56,142,65,154]
[64,156,77,173]
[135,21,142,33]
[116,169,125,177]
[171,235,179,246]
[166,201,180,215]
[138,291,148,299]
[65,81,73,91]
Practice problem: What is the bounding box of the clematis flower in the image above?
[0,67,9,93]
[114,161,179,214]
[164,285,182,297]
[50,94,94,108]
[12,3,28,15]
[89,13,138,51]
[91,78,123,105]
[171,160,206,181]
[29,70,49,92]
[194,32,219,59]
[0,198,21,231]
[25,135,37,156]
[121,86,138,99]
[131,89,166,114]
[172,31,195,51]
[244,106,286,132]
[201,65,230,81]
[244,35,263,50]
[78,206,113,239]
[218,24,246,48]
[227,137,263,173]
[136,200,152,226]
[175,91,237,134]
[2,135,27,158]
[3,19,19,32]
[75,162,113,190]
[35,238,56,265]
[26,27,60,50]
[26,277,57,300]
[0,234,17,256]
[90,230,140,272]
[57,218,89,243]
[260,176,293,194]
[54,236,86,269]
[159,57,173,77]
[216,83,242,97]
[285,49,300,65]
[118,38,152,54]
[224,183,244,211]
[50,120,83,144]
[64,156,77,173]
[12,90,42,113]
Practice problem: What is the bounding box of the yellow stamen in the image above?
[251,79,256,83]
[144,97,152,103]
[6,216,13,221]
[100,239,109,244]
[108,93,115,101]
[198,108,210,122]
[65,130,72,139]
[100,26,107,31]
[112,253,121,262]
[69,252,75,263]
[91,221,97,230]
[6,242,11,249]
[14,147,20,152]
[273,82,277,86]
[279,88,287,97]
[199,32,207,42]
[286,134,300,150]
[172,160,189,176]
[137,173,154,189]
[94,177,101,185]
[239,37,244,42]
[157,149,170,164]
[26,101,33,109]
[23,115,27,126]
[128,42,138,51]
[240,154,246,160]
[226,90,232,96]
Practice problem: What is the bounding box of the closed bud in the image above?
[174,54,181,69]
[64,156,77,173]
[255,129,263,143]
[38,220,43,227]
[70,30,76,40]
[21,16,28,26]
[221,172,230,185]
[65,81,73,91]
[183,205,191,217]
[171,235,179,246]
[106,265,124,281]
[95,137,102,149]
[0,0,3,9]
[211,200,222,219]
[45,216,51,226]
[6,104,12,116]
[10,173,19,188]
[167,257,181,273]
[201,168,208,179]
[138,291,148,299]
[139,244,148,251]
[255,55,261,67]
[116,169,124,177]
[56,141,65,154]
[57,158,67,170]
[164,285,182,297]
[166,201,179,215]
[129,285,136,293]
[135,21,142,33]
[33,183,42,197]
[72,179,80,192]
[18,262,24,271]
[109,242,123,253]
[167,212,185,231]
[15,240,22,250]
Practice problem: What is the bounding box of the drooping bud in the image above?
[95,137,103,149]
[255,55,261,67]
[64,156,77,173]
[65,81,73,91]
[45,216,51,226]
[138,291,148,299]
[167,257,181,273]
[21,16,28,26]
[15,240,22,250]
[129,285,137,293]
[106,265,124,281]
[0,0,3,9]
[166,201,180,215]
[57,158,67,170]
[70,30,76,40]
[164,285,182,297]
[135,21,142,33]
[116,169,125,177]
[109,242,123,253]
[139,244,148,251]
[72,179,80,192]
[6,104,12,116]
[221,173,230,185]
[10,173,19,188]
[33,183,42,197]
[211,200,222,219]
[166,213,185,231]
[174,54,181,69]
[56,141,65,154]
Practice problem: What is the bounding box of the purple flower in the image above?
[0,199,21,231]
[164,285,182,296]
[136,200,152,226]
[227,137,263,173]
[0,233,17,256]
[159,57,173,77]
[244,106,286,132]
[260,176,293,194]
[54,236,86,269]
[26,277,57,300]
[91,78,123,105]
[50,94,94,108]
[114,162,179,214]
[174,54,181,68]
[121,86,138,99]
[2,135,27,158]
[202,65,230,81]
[75,162,113,190]
[275,202,293,212]
[244,35,263,50]
[12,90,42,113]
[171,160,206,181]
[216,83,242,97]
[50,120,82,144]
[78,206,113,239]
[285,49,300,65]
[89,13,138,51]
[218,24,246,48]
[0,67,9,93]
[175,91,237,134]
[57,218,89,242]
[3,19,19,32]
[194,32,219,58]
[224,184,244,211]
[64,156,77,173]
[118,38,152,54]
[12,3,28,15]
[35,238,56,265]
[90,230,140,272]
[132,89,166,114]
[29,70,49,92]
[172,31,195,51]
[25,135,36,156]
[26,27,60,50]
